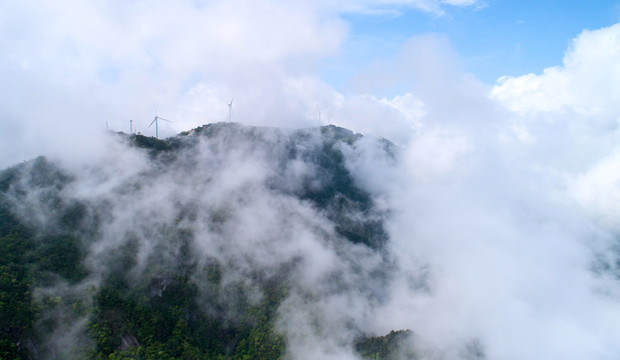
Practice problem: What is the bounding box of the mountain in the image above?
[0,122,416,359]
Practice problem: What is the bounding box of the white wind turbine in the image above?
[228,99,233,122]
[149,111,171,139]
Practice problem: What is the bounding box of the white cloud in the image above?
[404,127,471,181]
[570,149,620,230]
[491,23,620,119]
[0,0,483,169]
[0,0,348,167]
[491,23,620,229]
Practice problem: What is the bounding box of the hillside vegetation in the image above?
[0,123,411,359]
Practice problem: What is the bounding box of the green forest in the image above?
[0,124,411,359]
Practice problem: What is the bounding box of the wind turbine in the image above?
[149,112,171,139]
[228,99,233,122]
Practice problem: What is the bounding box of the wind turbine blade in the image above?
[149,118,157,128]
[159,117,171,122]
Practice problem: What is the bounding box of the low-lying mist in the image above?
[5,107,620,360]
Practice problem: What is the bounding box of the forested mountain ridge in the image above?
[0,122,414,359]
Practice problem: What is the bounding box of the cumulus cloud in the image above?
[491,23,620,119]
[328,22,620,360]
[368,22,620,359]
[491,23,620,229]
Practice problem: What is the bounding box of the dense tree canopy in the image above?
[0,124,404,359]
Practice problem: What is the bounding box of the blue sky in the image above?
[324,0,620,90]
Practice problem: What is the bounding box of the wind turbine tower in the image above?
[130,120,133,134]
[149,112,171,139]
[228,99,233,122]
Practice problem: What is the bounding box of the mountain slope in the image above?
[0,123,405,360]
